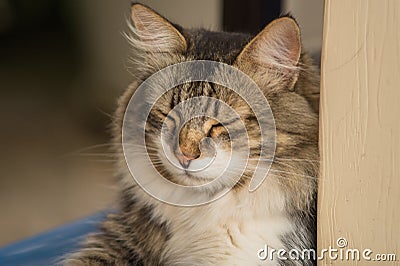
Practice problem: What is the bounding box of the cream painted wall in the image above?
[319,0,399,264]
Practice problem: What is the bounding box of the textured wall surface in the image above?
[319,0,399,264]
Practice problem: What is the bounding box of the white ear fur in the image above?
[236,17,302,90]
[238,17,301,69]
[130,4,187,53]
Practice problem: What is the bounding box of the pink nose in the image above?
[176,153,199,168]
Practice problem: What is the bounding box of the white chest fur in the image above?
[148,185,293,265]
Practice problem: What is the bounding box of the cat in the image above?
[66,3,319,265]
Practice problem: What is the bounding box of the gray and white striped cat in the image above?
[67,3,319,265]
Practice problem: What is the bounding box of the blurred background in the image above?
[0,0,323,246]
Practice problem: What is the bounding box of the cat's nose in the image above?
[176,153,199,169]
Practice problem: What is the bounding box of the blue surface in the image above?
[0,212,107,266]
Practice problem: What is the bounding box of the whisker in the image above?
[269,169,318,180]
[82,159,119,163]
[70,153,120,157]
[268,174,316,188]
[244,158,297,170]
[273,157,320,163]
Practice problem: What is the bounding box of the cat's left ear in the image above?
[130,3,187,53]
[235,16,301,91]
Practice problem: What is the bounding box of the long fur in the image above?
[65,3,320,265]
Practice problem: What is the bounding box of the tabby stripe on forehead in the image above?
[164,113,176,124]
[221,128,246,138]
[146,118,162,130]
[209,82,218,96]
[154,109,169,118]
[222,117,241,127]
[278,129,303,136]
[244,115,258,123]
[169,91,175,110]
[249,151,262,157]
[171,87,181,109]
[165,115,177,135]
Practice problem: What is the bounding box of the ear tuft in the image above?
[130,3,187,53]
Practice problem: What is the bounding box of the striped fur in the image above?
[66,3,319,265]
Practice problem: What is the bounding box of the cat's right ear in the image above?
[130,3,187,53]
[235,16,301,91]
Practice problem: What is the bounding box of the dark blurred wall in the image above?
[223,0,281,34]
[0,0,132,246]
[0,0,132,129]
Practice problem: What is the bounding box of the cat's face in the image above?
[146,82,261,189]
[118,4,319,198]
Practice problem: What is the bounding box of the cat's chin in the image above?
[163,169,240,196]
[172,172,218,187]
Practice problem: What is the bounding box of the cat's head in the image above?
[117,4,318,204]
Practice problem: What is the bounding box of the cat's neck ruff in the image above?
[126,173,291,265]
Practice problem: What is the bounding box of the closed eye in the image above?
[207,123,224,137]
[212,123,223,129]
